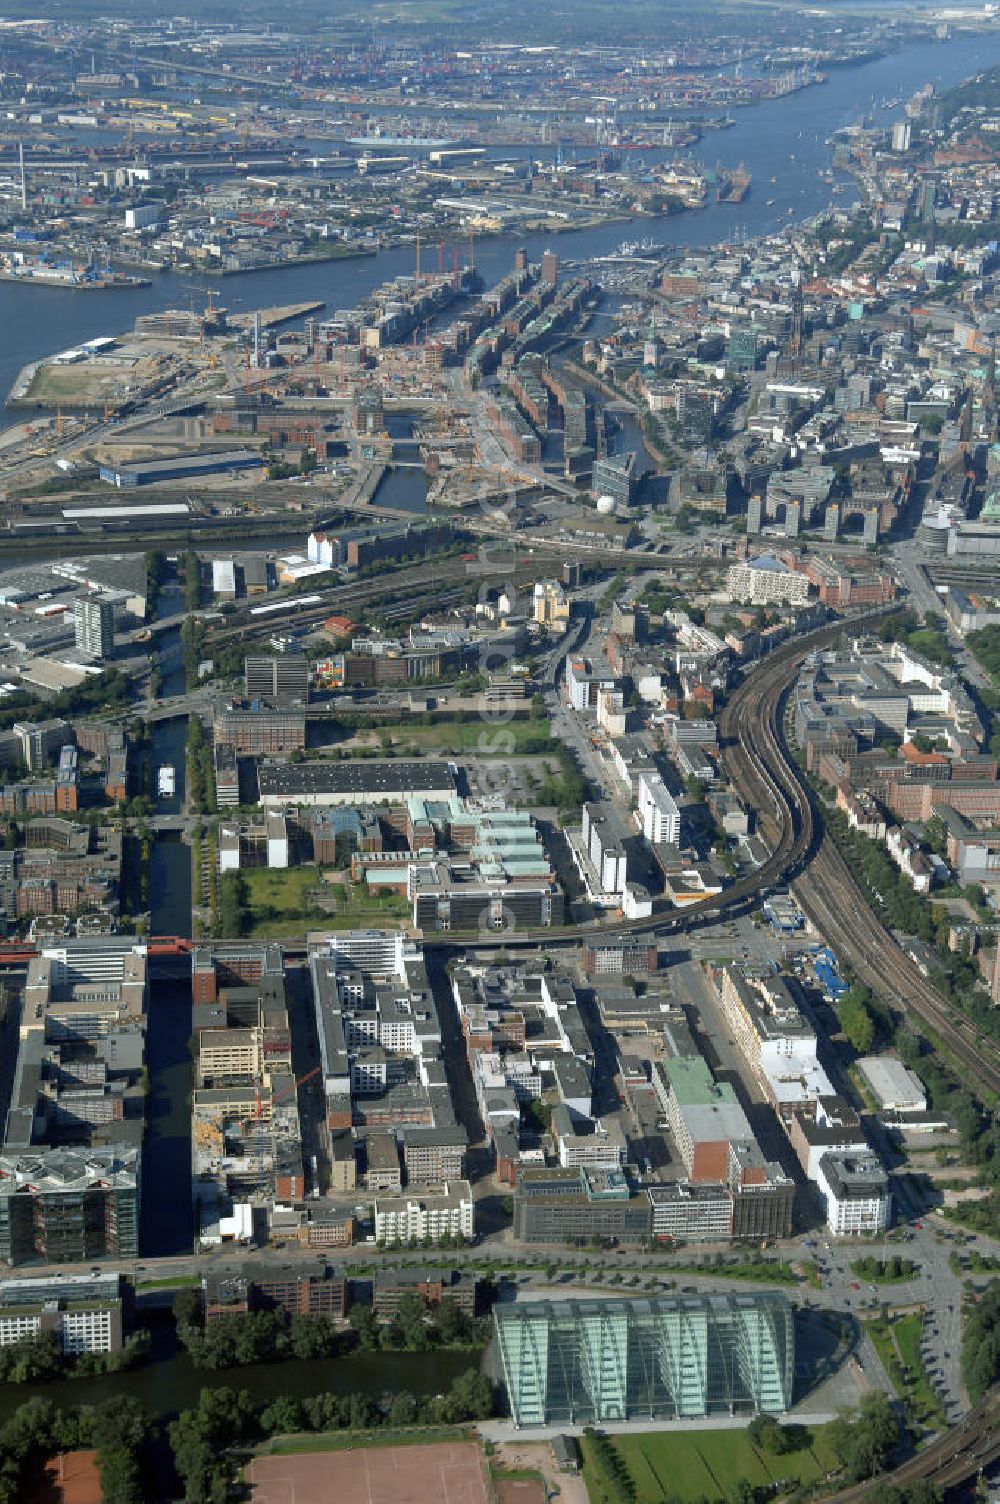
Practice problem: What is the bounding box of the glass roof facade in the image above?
[493,1294,794,1427]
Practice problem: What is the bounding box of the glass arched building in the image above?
[493,1294,794,1428]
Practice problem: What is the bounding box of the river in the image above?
[2,33,1000,414]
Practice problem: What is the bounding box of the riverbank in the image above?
[0,271,151,291]
[202,245,376,276]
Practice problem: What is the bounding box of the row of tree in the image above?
[173,1288,482,1369]
[186,714,216,815]
[175,1304,346,1371]
[348,1293,480,1352]
[169,1372,494,1504]
[961,1278,1000,1402]
[851,1255,917,1283]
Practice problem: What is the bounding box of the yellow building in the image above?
[533,579,570,632]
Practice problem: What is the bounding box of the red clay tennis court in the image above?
[247,1440,492,1504]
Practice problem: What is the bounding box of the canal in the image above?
[0,1310,483,1424]
[142,579,195,1259]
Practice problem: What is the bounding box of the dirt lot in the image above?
[493,1442,589,1504]
[496,1479,546,1504]
[247,1441,491,1504]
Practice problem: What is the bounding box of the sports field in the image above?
[248,1440,490,1504]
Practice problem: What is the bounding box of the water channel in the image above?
[0,1309,481,1425]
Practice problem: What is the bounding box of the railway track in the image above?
[827,1386,1000,1502]
[796,835,1000,1098]
[208,552,565,648]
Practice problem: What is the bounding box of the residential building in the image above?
[73,598,115,661]
[727,556,811,607]
[373,1180,474,1245]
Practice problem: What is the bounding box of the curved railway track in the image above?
[827,1386,1000,1502]
[796,836,1000,1097]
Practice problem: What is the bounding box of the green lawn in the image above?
[137,1274,201,1291]
[240,865,409,939]
[260,1426,473,1457]
[864,1312,945,1431]
[583,1426,841,1504]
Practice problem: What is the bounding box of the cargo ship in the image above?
[157,765,176,798]
[716,163,751,204]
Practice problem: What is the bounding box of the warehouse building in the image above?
[258,760,457,808]
[100,450,265,488]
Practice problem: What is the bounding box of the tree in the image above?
[173,1286,203,1331]
[747,1414,791,1454]
[0,1331,61,1382]
[434,1297,471,1345]
[828,1393,899,1481]
[349,1304,380,1350]
[91,1398,146,1504]
[289,1314,337,1360]
[395,1292,430,1351]
[962,1278,1000,1401]
[388,1391,419,1426]
[442,1368,494,1422]
[260,1395,305,1435]
[839,989,875,1055]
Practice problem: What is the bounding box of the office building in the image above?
[513,1166,652,1244]
[494,1294,794,1426]
[373,1267,478,1319]
[0,1272,129,1354]
[213,702,306,756]
[73,598,114,661]
[592,453,636,508]
[0,1147,140,1265]
[203,1265,346,1322]
[815,1151,892,1236]
[533,580,570,631]
[244,654,310,705]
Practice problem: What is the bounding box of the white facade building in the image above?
[727,555,811,607]
[816,1151,891,1236]
[637,771,681,845]
[374,1180,474,1244]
